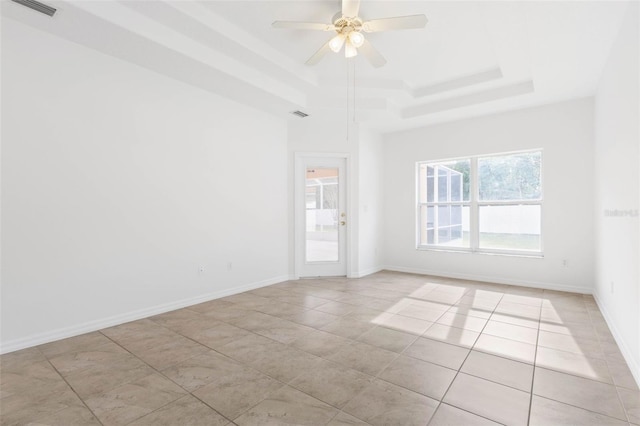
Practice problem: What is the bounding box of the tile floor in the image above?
[1,271,638,425]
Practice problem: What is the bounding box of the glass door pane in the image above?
[305,167,339,262]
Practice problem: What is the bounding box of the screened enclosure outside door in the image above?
[295,156,347,277]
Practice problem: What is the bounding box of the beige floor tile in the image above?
[357,326,418,353]
[490,312,540,329]
[161,350,247,392]
[254,300,309,318]
[289,359,373,408]
[501,294,543,307]
[539,321,597,339]
[290,329,353,357]
[429,403,501,425]
[38,332,112,359]
[483,321,538,345]
[461,350,533,392]
[5,272,638,426]
[396,304,447,322]
[378,354,456,400]
[423,324,480,348]
[535,346,613,383]
[200,304,254,322]
[251,317,315,345]
[48,341,132,375]
[374,314,433,335]
[0,347,47,372]
[63,355,155,398]
[273,294,331,309]
[129,336,210,370]
[343,379,438,426]
[447,304,493,319]
[192,366,284,420]
[609,360,640,390]
[129,395,229,426]
[0,382,84,425]
[235,385,338,425]
[321,317,377,340]
[541,307,591,324]
[280,309,340,328]
[537,330,604,359]
[85,372,187,426]
[326,412,370,425]
[443,373,530,426]
[532,367,626,420]
[189,322,253,350]
[619,387,640,424]
[216,333,284,364]
[494,302,540,319]
[247,345,322,383]
[436,312,488,332]
[342,306,390,323]
[27,404,102,425]
[404,337,470,370]
[313,301,358,316]
[454,297,500,312]
[186,299,236,314]
[328,342,398,376]
[529,395,628,426]
[474,334,536,364]
[226,311,281,330]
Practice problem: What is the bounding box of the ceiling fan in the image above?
[272,0,427,68]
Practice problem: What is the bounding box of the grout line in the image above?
[42,357,106,426]
[426,289,507,425]
[526,300,543,426]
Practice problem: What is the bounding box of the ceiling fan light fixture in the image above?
[348,31,365,48]
[329,34,346,53]
[345,41,358,58]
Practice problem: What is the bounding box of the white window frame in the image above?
[416,149,543,257]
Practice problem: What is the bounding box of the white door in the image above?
[295,155,348,277]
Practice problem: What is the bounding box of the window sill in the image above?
[416,246,544,259]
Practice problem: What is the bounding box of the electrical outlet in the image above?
[199,265,205,273]
[227,262,233,271]
[562,259,568,268]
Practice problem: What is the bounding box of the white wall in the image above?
[382,98,595,293]
[1,19,289,352]
[357,128,384,276]
[594,1,640,381]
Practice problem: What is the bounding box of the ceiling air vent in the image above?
[291,110,309,118]
[11,0,57,16]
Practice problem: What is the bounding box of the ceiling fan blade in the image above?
[362,15,428,32]
[305,39,332,66]
[342,0,361,18]
[359,39,387,68]
[272,21,335,31]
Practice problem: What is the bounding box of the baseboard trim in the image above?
[351,266,384,278]
[382,265,591,294]
[593,291,640,388]
[0,274,290,355]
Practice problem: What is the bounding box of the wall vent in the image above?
[291,110,309,118]
[11,0,57,16]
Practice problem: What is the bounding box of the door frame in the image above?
[294,152,352,279]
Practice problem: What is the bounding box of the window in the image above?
[417,150,542,255]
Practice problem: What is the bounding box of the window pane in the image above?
[305,167,339,262]
[438,168,448,201]
[479,204,541,251]
[419,205,470,248]
[478,152,542,201]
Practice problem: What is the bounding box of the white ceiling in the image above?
[2,0,631,133]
